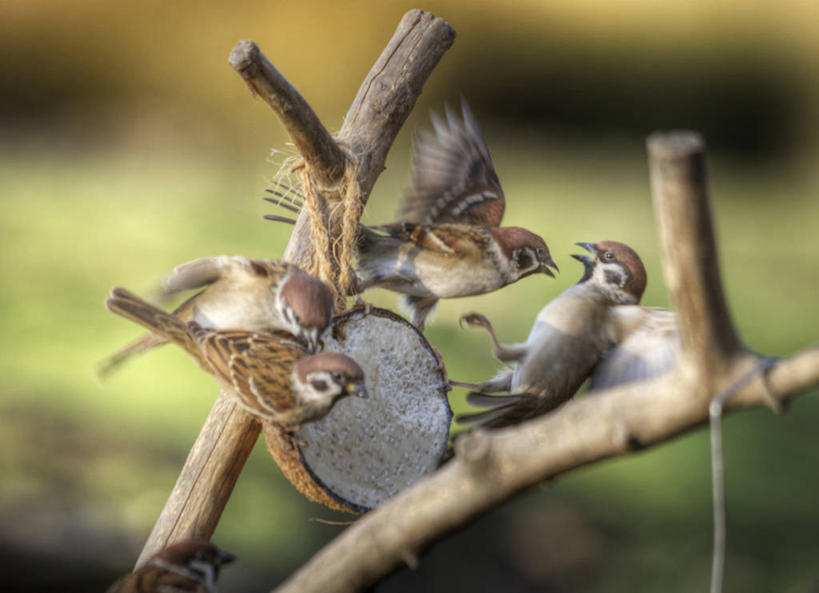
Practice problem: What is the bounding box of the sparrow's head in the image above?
[148,540,235,593]
[490,227,559,280]
[571,241,647,304]
[278,270,335,352]
[294,352,368,410]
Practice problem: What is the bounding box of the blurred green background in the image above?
[1,1,818,591]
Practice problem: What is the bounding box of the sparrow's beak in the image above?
[217,548,237,565]
[572,242,598,266]
[347,380,369,399]
[539,254,559,278]
[575,241,597,255]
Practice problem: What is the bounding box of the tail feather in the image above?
[456,401,519,426]
[97,333,169,378]
[105,287,204,366]
[465,391,524,408]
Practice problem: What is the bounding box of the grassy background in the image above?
[1,1,818,591]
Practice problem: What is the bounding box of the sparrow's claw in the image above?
[353,295,374,316]
[459,312,492,331]
[449,378,484,390]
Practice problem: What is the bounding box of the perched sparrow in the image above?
[106,540,235,593]
[100,256,334,375]
[105,287,367,428]
[264,101,558,329]
[456,241,678,429]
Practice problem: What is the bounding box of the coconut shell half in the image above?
[263,306,452,513]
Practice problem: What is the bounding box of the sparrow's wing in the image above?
[164,256,289,295]
[196,328,305,418]
[398,100,505,227]
[589,307,680,391]
[372,223,488,259]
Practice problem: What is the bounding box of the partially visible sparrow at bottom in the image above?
[106,540,235,593]
[105,287,367,429]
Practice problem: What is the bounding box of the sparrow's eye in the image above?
[603,251,615,261]
[536,247,545,258]
[331,371,342,382]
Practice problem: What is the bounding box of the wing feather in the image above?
[398,100,505,227]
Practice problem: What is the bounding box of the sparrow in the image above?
[105,287,367,428]
[456,241,678,429]
[264,101,558,329]
[99,256,334,376]
[106,540,235,593]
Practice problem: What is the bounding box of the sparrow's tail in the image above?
[105,287,205,367]
[97,333,169,378]
[456,391,526,429]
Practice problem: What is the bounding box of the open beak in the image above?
[539,254,559,278]
[347,380,368,399]
[572,242,598,265]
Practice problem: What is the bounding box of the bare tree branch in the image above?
[135,393,259,567]
[267,133,819,593]
[647,132,742,376]
[229,40,348,187]
[282,9,455,270]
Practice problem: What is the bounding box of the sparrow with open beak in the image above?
[106,540,235,593]
[456,241,679,428]
[105,287,367,429]
[99,256,334,375]
[264,101,558,329]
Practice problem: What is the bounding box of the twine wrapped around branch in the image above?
[294,146,362,311]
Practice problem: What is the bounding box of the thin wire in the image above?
[709,357,778,593]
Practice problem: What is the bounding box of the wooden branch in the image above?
[135,393,260,567]
[282,9,455,270]
[138,9,455,568]
[647,132,742,376]
[267,132,819,593]
[229,40,348,187]
[272,349,818,593]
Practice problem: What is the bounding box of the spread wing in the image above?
[193,327,306,418]
[164,256,290,295]
[589,306,680,391]
[398,100,505,227]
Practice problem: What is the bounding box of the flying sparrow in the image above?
[105,287,367,428]
[100,256,334,375]
[264,101,558,329]
[106,540,235,593]
[456,241,678,428]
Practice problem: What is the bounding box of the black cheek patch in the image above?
[310,380,328,392]
[604,269,624,287]
[516,251,534,271]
